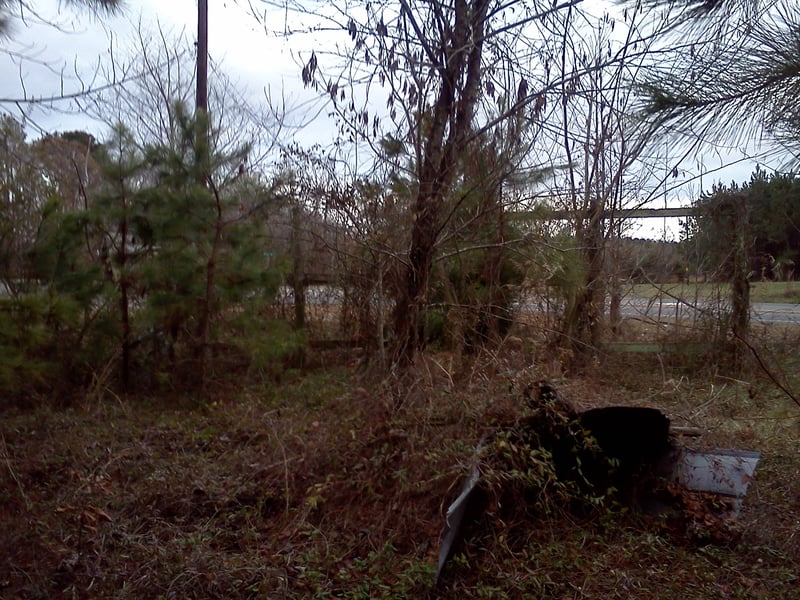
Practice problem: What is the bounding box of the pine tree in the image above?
[638,0,800,162]
[1,110,290,401]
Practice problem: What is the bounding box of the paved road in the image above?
[751,303,800,325]
[618,298,800,325]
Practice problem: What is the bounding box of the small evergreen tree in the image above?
[0,109,293,402]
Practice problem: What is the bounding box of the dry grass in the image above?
[1,338,799,598]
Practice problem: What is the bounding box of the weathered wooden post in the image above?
[713,191,750,369]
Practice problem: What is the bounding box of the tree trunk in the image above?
[393,191,441,363]
[558,196,605,368]
[291,201,306,330]
[729,193,749,369]
[118,222,131,392]
[113,183,131,391]
[477,182,507,345]
[391,0,489,366]
[194,183,223,390]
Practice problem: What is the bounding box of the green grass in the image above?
[631,281,800,304]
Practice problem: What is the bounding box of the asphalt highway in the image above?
[618,298,800,325]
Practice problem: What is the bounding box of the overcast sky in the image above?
[0,0,781,240]
[0,0,317,137]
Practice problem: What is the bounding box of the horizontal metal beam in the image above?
[605,207,698,219]
[512,207,697,220]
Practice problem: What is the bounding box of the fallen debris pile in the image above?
[436,381,760,583]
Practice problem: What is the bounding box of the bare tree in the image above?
[288,1,570,365]
[534,4,664,365]
[251,0,676,370]
[80,22,285,178]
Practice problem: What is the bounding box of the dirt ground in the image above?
[1,336,799,598]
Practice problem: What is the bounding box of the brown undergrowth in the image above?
[1,341,799,598]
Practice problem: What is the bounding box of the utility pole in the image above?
[196,0,208,116]
[194,0,211,391]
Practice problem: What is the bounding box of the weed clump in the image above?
[481,393,613,517]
